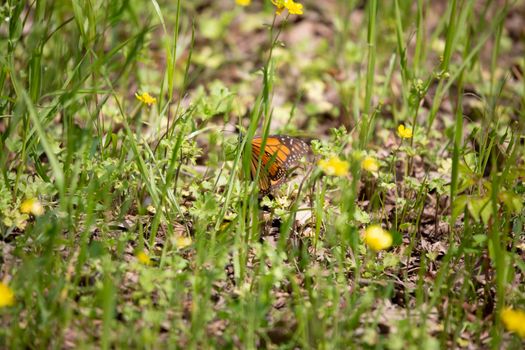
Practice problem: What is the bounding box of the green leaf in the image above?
[452,195,468,222]
[466,196,493,225]
[499,191,523,214]
[353,207,370,224]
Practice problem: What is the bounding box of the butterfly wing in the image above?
[254,164,286,195]
[250,135,309,194]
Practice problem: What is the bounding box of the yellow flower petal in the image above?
[501,308,525,338]
[271,0,285,14]
[286,1,303,15]
[363,225,393,251]
[136,251,152,265]
[0,282,15,308]
[361,156,379,173]
[175,235,192,249]
[235,0,251,6]
[20,198,44,216]
[397,124,413,139]
[135,92,157,106]
[271,0,303,15]
[318,156,349,177]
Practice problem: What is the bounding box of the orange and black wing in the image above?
[252,164,287,194]
[250,135,309,194]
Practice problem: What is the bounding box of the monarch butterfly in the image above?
[249,135,309,194]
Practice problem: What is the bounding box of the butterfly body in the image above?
[250,135,309,194]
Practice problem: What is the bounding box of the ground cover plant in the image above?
[1,0,525,348]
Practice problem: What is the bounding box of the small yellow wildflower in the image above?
[175,235,192,249]
[146,205,156,214]
[363,225,393,251]
[397,124,413,139]
[501,307,525,338]
[135,92,157,106]
[20,198,44,217]
[318,156,349,177]
[136,251,152,265]
[271,0,303,15]
[235,0,251,5]
[361,156,379,173]
[271,0,285,14]
[286,1,303,15]
[0,282,15,308]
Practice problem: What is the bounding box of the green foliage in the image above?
[1,0,525,349]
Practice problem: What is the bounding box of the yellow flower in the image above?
[146,205,156,214]
[286,1,303,15]
[363,225,393,251]
[175,235,192,249]
[135,92,157,106]
[0,282,15,307]
[271,0,285,14]
[318,156,349,177]
[501,308,525,338]
[20,198,44,216]
[136,251,152,265]
[397,124,413,139]
[236,0,251,5]
[361,156,379,173]
[271,0,303,15]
